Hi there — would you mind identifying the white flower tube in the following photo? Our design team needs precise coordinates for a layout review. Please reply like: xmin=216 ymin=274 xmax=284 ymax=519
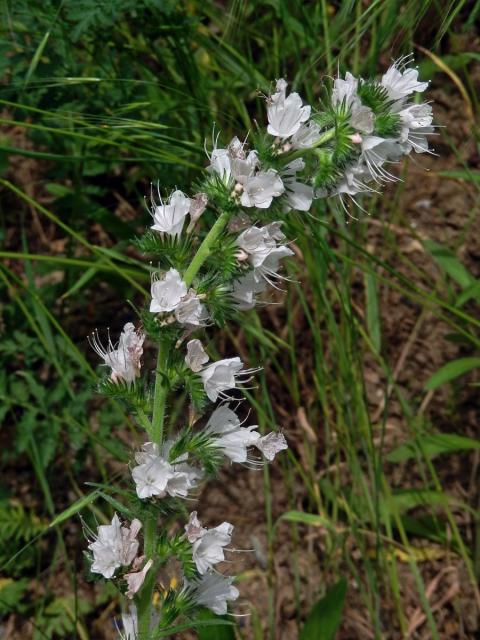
xmin=205 ymin=404 xmax=260 ymax=463
xmin=88 ymin=514 xmax=141 ymax=579
xmin=150 ymin=268 xmax=188 ymax=313
xmin=267 ymin=78 xmax=311 ymax=138
xmin=188 ymin=571 xmax=239 ymax=615
xmin=150 ymin=189 xmax=191 ymax=237
xmin=90 ymin=323 xmax=145 ymax=385
xmin=185 ymin=511 xmax=233 ymax=574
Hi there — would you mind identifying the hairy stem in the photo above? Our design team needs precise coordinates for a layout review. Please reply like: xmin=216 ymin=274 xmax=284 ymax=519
xmin=279 ymin=127 xmax=337 ymax=166
xmin=183 ymin=210 xmax=230 ymax=287
xmin=151 ymin=341 xmax=168 ymax=445
xmin=137 ymin=210 xmax=232 ymax=634
xmin=137 ymin=515 xmax=157 ymax=638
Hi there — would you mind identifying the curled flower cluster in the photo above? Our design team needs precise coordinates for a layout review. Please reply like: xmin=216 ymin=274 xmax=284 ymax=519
xmin=322 ymin=55 xmax=434 ymax=206
xmin=84 ymin=58 xmax=433 ymax=637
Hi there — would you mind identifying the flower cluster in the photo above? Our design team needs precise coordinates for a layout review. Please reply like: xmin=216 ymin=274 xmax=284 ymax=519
xmin=150 ymin=268 xmax=209 ymax=327
xmin=322 ymin=55 xmax=433 ymax=205
xmin=84 ymin=58 xmax=433 ymax=638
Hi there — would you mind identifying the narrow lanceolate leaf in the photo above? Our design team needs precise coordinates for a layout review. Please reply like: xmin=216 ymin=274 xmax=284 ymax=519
xmin=196 ymin=610 xmax=236 ymax=639
xmin=455 ymin=280 xmax=480 ymax=307
xmin=387 ymin=433 xmax=480 ymax=463
xmin=279 ymin=511 xmax=336 ymax=533
xmin=49 ymin=491 xmax=101 ymax=528
xmin=424 ymin=357 xmax=480 ymax=390
xmin=424 ymin=240 xmax=474 ymax=289
xmin=387 ymin=489 xmax=470 ymax=515
xmin=437 ymin=169 xmax=480 ymax=185
xmin=365 ymin=273 xmax=381 ymax=352
xmin=299 ymin=578 xmax=347 ymax=640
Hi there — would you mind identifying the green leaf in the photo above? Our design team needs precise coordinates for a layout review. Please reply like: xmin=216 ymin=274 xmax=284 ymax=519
xmin=60 ymin=266 xmax=98 ymax=300
xmin=154 ymin=618 xmax=236 ymax=638
xmin=455 ymin=280 xmax=480 ymax=307
xmin=424 ymin=240 xmax=474 ymax=289
xmin=387 ymin=433 xmax=480 ymax=463
xmin=388 ymin=489 xmax=448 ymax=513
xmin=196 ymin=609 xmax=236 ymax=640
xmin=49 ymin=491 xmax=101 ymax=528
xmin=24 ymin=29 xmax=51 ymax=87
xmin=0 ymin=578 xmax=29 ymax=615
xmin=300 ymin=578 xmax=347 ymax=640
xmin=278 ymin=511 xmax=336 ymax=533
xmin=437 ymin=169 xmax=480 ymax=185
xmin=365 ymin=273 xmax=381 ymax=352
xmin=424 ymin=357 xmax=480 ymax=390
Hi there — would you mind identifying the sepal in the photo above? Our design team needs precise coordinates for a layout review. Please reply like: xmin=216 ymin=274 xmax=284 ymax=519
xmin=133 ymin=231 xmax=193 ymax=271
xmin=168 ymin=428 xmax=223 ymax=475
xmin=96 ymin=377 xmax=151 ymax=413
xmin=182 ymin=370 xmax=209 ymax=412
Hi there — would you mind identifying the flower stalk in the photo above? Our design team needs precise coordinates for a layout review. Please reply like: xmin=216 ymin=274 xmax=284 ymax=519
xmin=82 ymin=58 xmax=435 ymax=637
xmin=183 ymin=210 xmax=231 ymax=287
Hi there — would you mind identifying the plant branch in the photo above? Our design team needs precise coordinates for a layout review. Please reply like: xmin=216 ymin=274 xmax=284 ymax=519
xmin=183 ymin=210 xmax=230 ymax=287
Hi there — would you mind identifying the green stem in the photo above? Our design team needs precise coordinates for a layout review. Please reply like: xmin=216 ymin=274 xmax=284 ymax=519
xmin=151 ymin=342 xmax=168 ymax=445
xmin=279 ymin=127 xmax=336 ymax=166
xmin=137 ymin=342 xmax=169 ymax=636
xmin=183 ymin=210 xmax=230 ymax=287
xmin=137 ymin=210 xmax=231 ymax=636
xmin=137 ymin=515 xmax=157 ymax=639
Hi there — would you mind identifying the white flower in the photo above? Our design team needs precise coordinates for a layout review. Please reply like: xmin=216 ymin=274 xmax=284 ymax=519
xmin=119 ymin=605 xmax=138 ymax=640
xmin=291 ymin=121 xmax=322 ymax=149
xmin=207 ymin=135 xmax=283 ymax=209
xmin=88 ymin=514 xmax=141 ymax=579
xmin=236 ymin=222 xmax=285 ymax=267
xmin=254 ymin=245 xmax=294 ymax=286
xmin=209 ymin=146 xmax=233 ymax=181
xmin=200 ymin=357 xmax=258 ymax=402
xmin=255 ymin=432 xmax=288 ymax=461
xmin=165 ymin=462 xmax=201 ymax=498
xmin=332 ymin=72 xmax=359 ymax=109
xmin=235 ymin=223 xmax=293 ymax=289
xmin=231 ymin=271 xmax=267 ymax=310
xmin=150 ymin=189 xmax=191 ymax=237
xmin=185 ymin=510 xmax=205 ymax=543
xmin=350 ymin=104 xmax=374 ymax=134
xmin=239 ymin=169 xmax=284 ymax=209
xmin=228 ymin=137 xmax=259 ymax=181
xmin=185 ymin=512 xmax=233 ymax=575
xmin=189 ymin=192 xmax=208 ymax=220
xmin=267 ymin=78 xmax=311 ymax=138
xmin=188 ymin=193 xmax=208 ymax=230
xmin=185 ymin=339 xmax=210 ymax=372
xmin=175 ymin=293 xmax=209 ymax=327
xmin=188 ymin=571 xmax=239 ymax=615
xmin=207 ymin=136 xmax=258 ymax=184
xmin=125 ymin=558 xmax=153 ymax=599
xmin=358 ymin=135 xmax=395 ymax=183
xmin=131 ymin=442 xmax=200 ymax=500
xmin=150 ymin=268 xmax=187 ymax=313
xmin=332 ymin=161 xmax=376 ymax=197
xmin=132 ymin=455 xmax=174 ymax=499
xmin=381 ymin=58 xmax=429 ymax=101
xmin=90 ymin=323 xmax=145 ymax=385
xmin=332 ymin=72 xmax=375 ymax=135
xmin=397 ymin=103 xmax=434 ymax=154
xmin=206 ymin=404 xmax=260 ymax=463
xmin=118 ymin=604 xmax=158 ymax=640
xmin=281 ymin=159 xmax=314 ymax=212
